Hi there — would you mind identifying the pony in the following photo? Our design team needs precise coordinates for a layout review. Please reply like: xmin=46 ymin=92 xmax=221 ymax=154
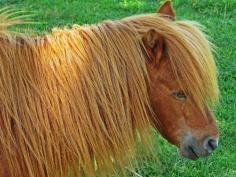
xmin=0 ymin=1 xmax=219 ymax=177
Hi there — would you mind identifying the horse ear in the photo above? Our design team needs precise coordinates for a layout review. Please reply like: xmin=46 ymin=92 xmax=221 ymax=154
xmin=157 ymin=0 xmax=175 ymax=20
xmin=142 ymin=29 xmax=164 ymax=66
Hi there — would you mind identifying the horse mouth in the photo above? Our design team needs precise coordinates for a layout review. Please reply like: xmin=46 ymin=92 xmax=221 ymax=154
xmin=179 ymin=146 xmax=199 ymax=160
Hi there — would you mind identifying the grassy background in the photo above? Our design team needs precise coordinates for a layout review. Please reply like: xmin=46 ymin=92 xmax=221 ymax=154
xmin=1 ymin=0 xmax=235 ymax=176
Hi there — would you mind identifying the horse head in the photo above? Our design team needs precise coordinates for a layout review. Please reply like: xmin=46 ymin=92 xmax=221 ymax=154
xmin=143 ymin=1 xmax=219 ymax=160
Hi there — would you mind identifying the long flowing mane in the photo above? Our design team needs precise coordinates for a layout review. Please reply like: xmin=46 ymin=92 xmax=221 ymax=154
xmin=0 ymin=9 xmax=218 ymax=177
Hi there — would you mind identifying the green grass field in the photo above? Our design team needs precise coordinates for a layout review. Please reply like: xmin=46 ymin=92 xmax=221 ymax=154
xmin=1 ymin=0 xmax=235 ymax=176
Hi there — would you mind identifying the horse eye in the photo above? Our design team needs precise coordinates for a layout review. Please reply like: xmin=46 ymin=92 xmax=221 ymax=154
xmin=172 ymin=90 xmax=187 ymax=101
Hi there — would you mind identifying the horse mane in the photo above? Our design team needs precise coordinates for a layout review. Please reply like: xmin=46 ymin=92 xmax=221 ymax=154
xmin=0 ymin=8 xmax=218 ymax=177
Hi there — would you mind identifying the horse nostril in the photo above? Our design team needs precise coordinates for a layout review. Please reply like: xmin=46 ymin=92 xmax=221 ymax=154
xmin=204 ymin=137 xmax=218 ymax=153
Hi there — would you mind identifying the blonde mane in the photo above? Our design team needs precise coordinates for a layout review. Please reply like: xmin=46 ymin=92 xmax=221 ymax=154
xmin=0 ymin=9 xmax=218 ymax=177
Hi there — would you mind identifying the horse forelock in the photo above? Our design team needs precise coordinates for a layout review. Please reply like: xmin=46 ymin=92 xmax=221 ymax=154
xmin=123 ymin=14 xmax=219 ymax=110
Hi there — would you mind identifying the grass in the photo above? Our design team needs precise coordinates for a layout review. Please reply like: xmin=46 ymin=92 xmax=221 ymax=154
xmin=1 ymin=0 xmax=235 ymax=176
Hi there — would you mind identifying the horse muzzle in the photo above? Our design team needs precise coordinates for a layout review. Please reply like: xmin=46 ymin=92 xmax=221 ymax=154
xmin=179 ymin=134 xmax=219 ymax=160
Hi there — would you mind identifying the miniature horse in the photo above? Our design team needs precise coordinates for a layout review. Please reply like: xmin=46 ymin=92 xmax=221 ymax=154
xmin=0 ymin=1 xmax=219 ymax=177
